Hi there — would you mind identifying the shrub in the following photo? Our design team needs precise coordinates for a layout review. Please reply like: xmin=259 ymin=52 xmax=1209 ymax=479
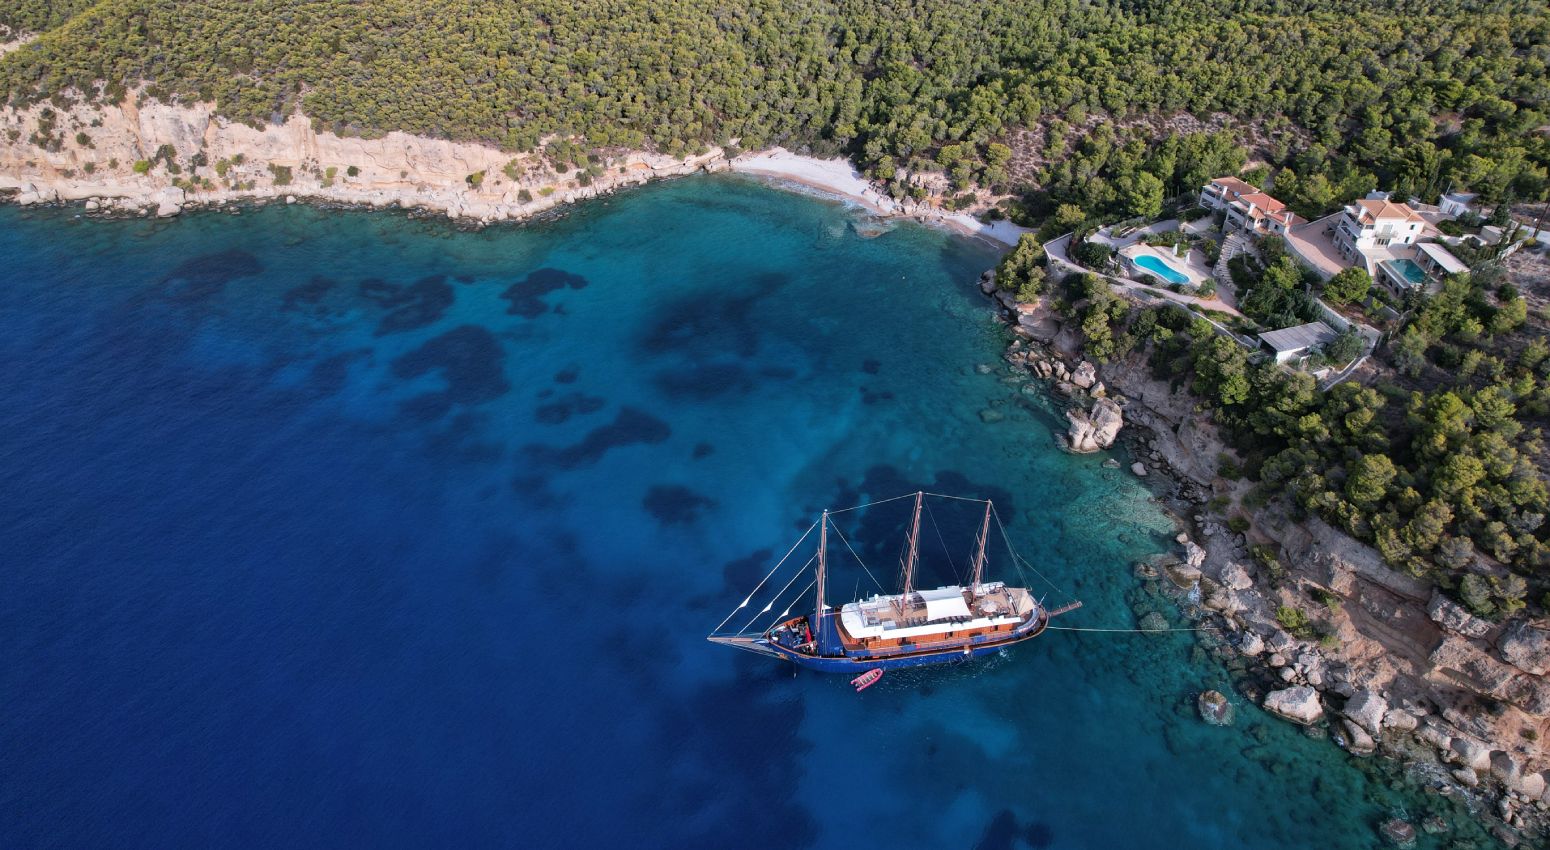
xmin=518 ymin=189 xmax=533 ymax=203
xmin=1227 ymin=515 xmax=1250 ymax=534
xmin=74 ymin=131 xmax=91 ymax=147
xmin=1070 ymin=239 xmax=1113 ymax=268
xmin=132 ymin=159 xmax=151 ymax=174
xmin=268 ymin=164 xmax=293 ymax=186
xmin=346 ymin=165 xmax=360 ymax=177
xmin=1276 ymin=605 xmax=1315 ymax=639
xmin=465 ymin=170 xmax=485 ymax=188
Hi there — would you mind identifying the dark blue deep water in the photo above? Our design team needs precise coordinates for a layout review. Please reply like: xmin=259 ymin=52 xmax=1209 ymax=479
xmin=2 ymin=177 xmax=1493 ymax=849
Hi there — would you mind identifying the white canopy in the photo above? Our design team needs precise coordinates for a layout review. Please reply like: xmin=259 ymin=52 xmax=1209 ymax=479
xmin=917 ymin=587 xmax=972 ymax=621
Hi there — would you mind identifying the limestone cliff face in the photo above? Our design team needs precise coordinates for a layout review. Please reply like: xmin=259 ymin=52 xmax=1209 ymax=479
xmin=0 ymin=97 xmax=728 ymax=220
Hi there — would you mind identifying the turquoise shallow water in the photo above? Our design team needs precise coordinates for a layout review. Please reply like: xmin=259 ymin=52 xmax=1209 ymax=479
xmin=0 ymin=176 xmax=1496 ymax=848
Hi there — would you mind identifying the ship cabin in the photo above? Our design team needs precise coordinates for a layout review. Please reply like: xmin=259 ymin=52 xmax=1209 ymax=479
xmin=837 ymin=583 xmax=1034 ymax=652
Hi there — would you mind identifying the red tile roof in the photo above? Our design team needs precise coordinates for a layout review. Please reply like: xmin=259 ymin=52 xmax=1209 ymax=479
xmin=1352 ymin=198 xmax=1423 ymax=224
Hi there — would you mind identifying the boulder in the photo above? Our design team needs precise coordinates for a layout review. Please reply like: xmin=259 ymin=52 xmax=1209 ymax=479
xmin=153 ymin=187 xmax=185 ymax=218
xmin=1237 ymin=631 xmax=1264 ymax=656
xmin=1449 ymin=735 xmax=1493 ymax=772
xmin=1218 ymin=561 xmax=1253 ymax=591
xmin=1070 ymin=360 xmax=1097 ymax=389
xmin=1343 ymin=690 xmax=1388 ymax=735
xmin=1382 ymin=710 xmax=1419 ymax=732
xmin=1165 ymin=563 xmax=1202 ymax=588
xmin=1197 ymin=690 xmax=1234 ymax=726
xmin=1428 ymin=589 xmax=1493 ymax=639
xmin=1089 ymin=398 xmax=1123 ymax=447
xmin=1263 ymin=686 xmax=1323 ymax=725
xmin=84 ymin=199 xmax=100 ymax=211
xmin=1503 ymin=674 xmax=1550 ymax=715
xmin=1130 ymin=461 xmax=1148 ymax=477
xmin=1341 ymin=718 xmax=1375 ymax=755
xmin=1452 ymin=767 xmax=1479 ymax=787
xmin=1183 ymin=541 xmax=1206 ymax=569
xmin=1378 ymin=819 xmax=1417 ymax=848
xmin=1497 ymin=620 xmax=1550 ymax=675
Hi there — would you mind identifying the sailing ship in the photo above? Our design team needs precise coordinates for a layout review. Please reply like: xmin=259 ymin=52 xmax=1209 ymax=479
xmin=709 ymin=492 xmax=1079 ymax=672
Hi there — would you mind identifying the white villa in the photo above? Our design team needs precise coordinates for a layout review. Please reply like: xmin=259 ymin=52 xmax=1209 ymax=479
xmin=1333 ymin=198 xmax=1425 ymax=262
xmin=1200 ymin=177 xmax=1300 ymax=237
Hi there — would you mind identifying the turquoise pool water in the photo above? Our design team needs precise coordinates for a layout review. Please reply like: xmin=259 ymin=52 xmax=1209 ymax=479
xmin=1133 ymin=253 xmax=1191 ymax=284
xmin=1384 ymin=258 xmax=1427 ymax=288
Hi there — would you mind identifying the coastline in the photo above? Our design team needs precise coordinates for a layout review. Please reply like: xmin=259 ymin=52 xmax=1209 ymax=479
xmin=0 ymin=98 xmax=1026 ymax=246
xmin=978 ymin=273 xmax=1550 ymax=846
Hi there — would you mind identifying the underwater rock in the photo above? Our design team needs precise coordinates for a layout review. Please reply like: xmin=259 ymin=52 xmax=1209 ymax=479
xmin=1420 ymin=815 xmax=1449 ymax=835
xmin=1102 ymin=458 xmax=1121 ymax=469
xmin=1138 ymin=612 xmax=1169 ymax=631
xmin=1198 ymin=690 xmax=1234 ymax=726
xmin=1263 ymin=686 xmax=1323 ymax=725
xmin=979 ymin=408 xmax=1005 ymax=423
xmin=1378 ymin=818 xmax=1416 ymax=848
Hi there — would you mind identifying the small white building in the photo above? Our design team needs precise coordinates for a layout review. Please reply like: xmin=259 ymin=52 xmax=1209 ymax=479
xmin=1439 ymin=192 xmax=1478 ymax=217
xmin=1258 ymin=321 xmax=1339 ymax=364
xmin=1199 ymin=176 xmax=1300 ymax=237
xmin=1333 ymin=198 xmax=1425 ymax=262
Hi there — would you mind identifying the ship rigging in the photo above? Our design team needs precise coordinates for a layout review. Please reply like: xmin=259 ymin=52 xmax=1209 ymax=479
xmin=708 ymin=491 xmax=1081 ymax=672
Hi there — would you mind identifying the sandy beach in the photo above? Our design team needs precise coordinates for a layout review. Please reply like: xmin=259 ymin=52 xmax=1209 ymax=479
xmin=730 ymin=148 xmax=1028 ymax=247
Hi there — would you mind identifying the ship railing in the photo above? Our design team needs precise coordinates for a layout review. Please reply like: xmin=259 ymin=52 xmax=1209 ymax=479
xmin=843 ymin=613 xmax=1045 ymax=658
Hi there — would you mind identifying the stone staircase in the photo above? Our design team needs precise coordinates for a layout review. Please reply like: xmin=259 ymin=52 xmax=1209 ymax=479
xmin=1214 ymin=232 xmax=1251 ymax=284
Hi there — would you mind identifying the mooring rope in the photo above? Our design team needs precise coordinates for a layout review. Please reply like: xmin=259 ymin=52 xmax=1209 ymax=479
xmin=1047 ymin=625 xmax=1224 ymax=633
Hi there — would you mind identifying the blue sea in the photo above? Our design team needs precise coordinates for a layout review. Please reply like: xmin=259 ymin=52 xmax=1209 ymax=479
xmin=1 ymin=176 xmax=1494 ymax=848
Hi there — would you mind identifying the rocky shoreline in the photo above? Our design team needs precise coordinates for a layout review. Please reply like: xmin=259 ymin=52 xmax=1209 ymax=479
xmin=978 ymin=269 xmax=1550 ymax=846
xmin=0 ymin=97 xmax=1026 ymax=246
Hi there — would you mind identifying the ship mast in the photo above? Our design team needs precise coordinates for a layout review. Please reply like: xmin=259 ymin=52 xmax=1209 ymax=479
xmin=970 ymin=500 xmax=992 ymax=590
xmin=815 ymin=509 xmax=828 ymax=628
xmin=899 ymin=491 xmax=924 ymax=602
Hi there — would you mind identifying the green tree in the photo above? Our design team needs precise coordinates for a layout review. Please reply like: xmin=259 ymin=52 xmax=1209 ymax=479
xmin=1345 ymin=453 xmax=1397 ymax=508
xmin=1323 ymin=267 xmax=1371 ymax=306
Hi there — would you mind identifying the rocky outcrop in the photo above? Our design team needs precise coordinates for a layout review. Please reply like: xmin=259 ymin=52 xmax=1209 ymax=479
xmin=1070 ymin=360 xmax=1097 ymax=389
xmin=1065 ymin=396 xmax=1123 ymax=453
xmin=1263 ymin=686 xmax=1323 ymax=725
xmin=1428 ymin=589 xmax=1493 ymax=639
xmin=1343 ymin=690 xmax=1388 ymax=735
xmin=1498 ymin=620 xmax=1550 ymax=675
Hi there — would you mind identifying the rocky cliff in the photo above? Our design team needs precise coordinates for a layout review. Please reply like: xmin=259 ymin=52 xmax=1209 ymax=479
xmin=0 ymin=97 xmax=730 ymax=221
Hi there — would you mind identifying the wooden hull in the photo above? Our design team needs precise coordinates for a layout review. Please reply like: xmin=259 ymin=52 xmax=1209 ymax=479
xmin=754 ymin=609 xmax=1048 ymax=672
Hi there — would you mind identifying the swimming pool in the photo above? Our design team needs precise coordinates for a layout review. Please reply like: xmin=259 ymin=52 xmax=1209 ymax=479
xmin=1382 ymin=258 xmax=1427 ymax=289
xmin=1132 ymin=253 xmax=1190 ymax=285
